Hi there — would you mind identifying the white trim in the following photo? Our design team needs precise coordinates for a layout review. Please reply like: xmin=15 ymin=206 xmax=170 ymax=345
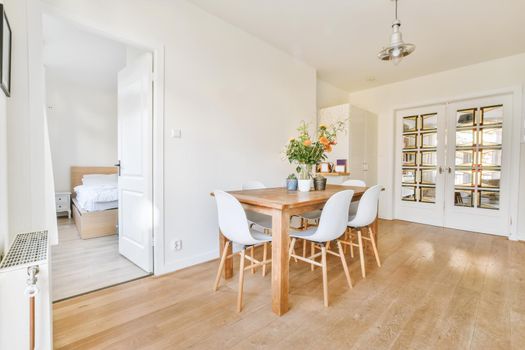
xmin=41 ymin=7 xmax=167 ymax=273
xmin=391 ymin=85 xmax=523 ymax=239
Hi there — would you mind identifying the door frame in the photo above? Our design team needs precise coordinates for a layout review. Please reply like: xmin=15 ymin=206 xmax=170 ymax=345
xmin=392 ymin=86 xmax=522 ymax=239
xmin=43 ymin=6 xmax=167 ymax=273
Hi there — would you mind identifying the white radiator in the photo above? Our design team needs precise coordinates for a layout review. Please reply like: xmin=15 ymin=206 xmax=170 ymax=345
xmin=0 ymin=231 xmax=52 ymax=350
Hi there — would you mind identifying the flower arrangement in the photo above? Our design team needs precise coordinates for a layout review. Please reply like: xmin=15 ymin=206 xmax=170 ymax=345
xmin=285 ymin=121 xmax=345 ymax=180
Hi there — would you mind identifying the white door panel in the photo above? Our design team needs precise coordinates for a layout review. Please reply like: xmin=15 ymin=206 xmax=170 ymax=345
xmin=118 ymin=52 xmax=153 ymax=272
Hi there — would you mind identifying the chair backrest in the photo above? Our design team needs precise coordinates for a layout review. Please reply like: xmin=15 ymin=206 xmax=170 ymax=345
xmin=342 ymin=179 xmax=366 ymax=187
xmin=309 ymin=190 xmax=354 ymax=242
xmin=349 ymin=185 xmax=382 ymax=227
xmin=213 ymin=190 xmax=260 ymax=246
xmin=242 ymin=181 xmax=266 ymax=190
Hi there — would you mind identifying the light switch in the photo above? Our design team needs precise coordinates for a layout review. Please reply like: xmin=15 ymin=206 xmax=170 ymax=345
xmin=170 ymin=129 xmax=182 ymax=138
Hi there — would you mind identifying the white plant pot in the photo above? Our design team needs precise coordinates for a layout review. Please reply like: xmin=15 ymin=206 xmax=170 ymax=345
xmin=298 ymin=179 xmax=311 ymax=192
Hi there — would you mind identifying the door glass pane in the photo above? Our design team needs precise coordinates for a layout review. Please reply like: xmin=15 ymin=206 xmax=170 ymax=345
xmin=421 ymin=169 xmax=436 ymax=185
xmin=402 ymin=152 xmax=417 ymax=166
xmin=421 ymin=151 xmax=437 ymax=166
xmin=454 ymin=190 xmax=474 ymax=207
xmin=455 ymin=150 xmax=474 ymax=167
xmin=481 ymin=105 xmax=503 ymax=125
xmin=457 ymin=109 xmax=475 ymax=127
xmin=403 ymin=134 xmax=417 ymax=149
xmin=422 ymin=114 xmax=437 ymax=130
xmin=481 ymin=127 xmax=502 ymax=146
xmin=420 ymin=187 xmax=436 ymax=203
xmin=455 ymin=170 xmax=474 ymax=187
xmin=479 ymin=191 xmax=499 ymax=209
xmin=402 ymin=169 xmax=416 ymax=184
xmin=480 ymin=149 xmax=502 ymax=167
xmin=456 ymin=130 xmax=475 ymax=147
xmin=403 ymin=116 xmax=417 ymax=132
xmin=402 ymin=186 xmax=416 ymax=201
xmin=480 ymin=170 xmax=500 ymax=188
xmin=421 ymin=132 xmax=437 ymax=148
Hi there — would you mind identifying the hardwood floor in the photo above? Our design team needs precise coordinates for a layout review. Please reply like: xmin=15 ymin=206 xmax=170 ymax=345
xmin=53 ymin=220 xmax=525 ymax=349
xmin=52 ymin=218 xmax=149 ymax=301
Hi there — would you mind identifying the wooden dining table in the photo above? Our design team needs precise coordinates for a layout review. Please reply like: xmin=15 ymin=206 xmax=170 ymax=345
xmin=214 ymin=184 xmax=376 ymax=316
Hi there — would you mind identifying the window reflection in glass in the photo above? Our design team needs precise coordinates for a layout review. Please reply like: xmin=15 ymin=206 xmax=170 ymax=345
xmin=403 ymin=134 xmax=417 ymax=149
xmin=403 ymin=116 xmax=417 ymax=132
xmin=480 ymin=170 xmax=500 ymax=188
xmin=420 ymin=187 xmax=435 ymax=203
xmin=421 ymin=151 xmax=437 ymax=166
xmin=481 ymin=128 xmax=502 ymax=147
xmin=454 ymin=190 xmax=474 ymax=207
xmin=456 ymin=109 xmax=475 ymax=127
xmin=481 ymin=105 xmax=503 ymax=125
xmin=402 ymin=169 xmax=416 ymax=184
xmin=422 ymin=114 xmax=437 ymax=130
xmin=455 ymin=170 xmax=474 ymax=187
xmin=456 ymin=130 xmax=474 ymax=147
xmin=421 ymin=132 xmax=437 ymax=148
xmin=402 ymin=152 xmax=417 ymax=166
xmin=421 ymin=169 xmax=436 ymax=185
xmin=479 ymin=191 xmax=499 ymax=209
xmin=455 ymin=150 xmax=474 ymax=167
xmin=480 ymin=149 xmax=501 ymax=167
xmin=401 ymin=186 xmax=416 ymax=201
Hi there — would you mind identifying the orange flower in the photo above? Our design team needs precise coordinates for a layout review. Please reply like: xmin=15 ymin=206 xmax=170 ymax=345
xmin=303 ymin=139 xmax=312 ymax=146
xmin=319 ymin=136 xmax=330 ymax=146
xmin=324 ymin=144 xmax=333 ymax=153
xmin=331 ymin=140 xmax=337 ymax=145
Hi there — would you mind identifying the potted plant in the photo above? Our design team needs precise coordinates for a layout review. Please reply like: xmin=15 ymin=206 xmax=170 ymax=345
xmin=286 ymin=173 xmax=298 ymax=191
xmin=313 ymin=174 xmax=327 ymax=191
xmin=284 ymin=121 xmax=344 ymax=192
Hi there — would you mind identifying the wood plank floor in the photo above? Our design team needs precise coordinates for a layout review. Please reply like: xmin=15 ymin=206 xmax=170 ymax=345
xmin=52 ymin=218 xmax=149 ymax=301
xmin=53 ymin=220 xmax=525 ymax=349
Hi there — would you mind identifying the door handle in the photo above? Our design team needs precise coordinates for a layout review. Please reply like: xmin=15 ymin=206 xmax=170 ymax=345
xmin=438 ymin=166 xmax=443 ymax=174
xmin=447 ymin=167 xmax=452 ymax=174
xmin=114 ymin=160 xmax=121 ymax=176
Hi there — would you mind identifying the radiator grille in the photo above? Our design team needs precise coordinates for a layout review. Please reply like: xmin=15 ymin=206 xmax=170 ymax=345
xmin=0 ymin=231 xmax=48 ymax=269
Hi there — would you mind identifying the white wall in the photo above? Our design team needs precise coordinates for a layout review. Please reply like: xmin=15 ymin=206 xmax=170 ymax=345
xmin=0 ymin=78 xmax=7 ymax=255
xmin=349 ymin=53 xmax=525 ymax=239
xmin=4 ymin=0 xmax=57 ymax=245
xmin=43 ymin=0 xmax=317 ymax=274
xmin=44 ymin=15 xmax=127 ymax=191
xmin=317 ymin=79 xmax=349 ymax=109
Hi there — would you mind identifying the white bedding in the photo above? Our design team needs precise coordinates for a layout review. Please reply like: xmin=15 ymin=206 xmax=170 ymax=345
xmin=74 ymin=184 xmax=118 ymax=212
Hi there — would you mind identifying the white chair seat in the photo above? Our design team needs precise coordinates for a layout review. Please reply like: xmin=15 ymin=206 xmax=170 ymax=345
xmin=250 ymin=229 xmax=273 ymax=243
xmin=290 ymin=227 xmax=317 ymax=239
xmin=246 ymin=211 xmax=272 ymax=232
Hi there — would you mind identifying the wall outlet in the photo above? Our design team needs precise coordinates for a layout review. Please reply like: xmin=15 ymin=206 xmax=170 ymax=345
xmin=173 ymin=240 xmax=183 ymax=251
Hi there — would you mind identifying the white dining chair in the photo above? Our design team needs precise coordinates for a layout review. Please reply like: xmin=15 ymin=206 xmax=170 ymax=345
xmin=288 ymin=190 xmax=354 ymax=307
xmin=342 ymin=179 xmax=366 ymax=220
xmin=213 ymin=190 xmax=272 ymax=312
xmin=339 ymin=185 xmax=382 ymax=279
xmin=242 ymin=181 xmax=273 ymax=273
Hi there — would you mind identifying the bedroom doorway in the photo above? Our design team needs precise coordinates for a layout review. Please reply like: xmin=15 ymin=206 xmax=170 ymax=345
xmin=44 ymin=14 xmax=154 ymax=301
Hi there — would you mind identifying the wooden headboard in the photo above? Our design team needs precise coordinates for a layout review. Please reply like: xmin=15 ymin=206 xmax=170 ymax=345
xmin=71 ymin=166 xmax=118 ymax=192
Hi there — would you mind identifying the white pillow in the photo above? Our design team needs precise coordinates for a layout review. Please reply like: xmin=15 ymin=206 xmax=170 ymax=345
xmin=82 ymin=174 xmax=118 ymax=186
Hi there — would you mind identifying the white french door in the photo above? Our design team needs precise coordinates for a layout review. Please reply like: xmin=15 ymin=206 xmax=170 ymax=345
xmin=395 ymin=94 xmax=513 ymax=236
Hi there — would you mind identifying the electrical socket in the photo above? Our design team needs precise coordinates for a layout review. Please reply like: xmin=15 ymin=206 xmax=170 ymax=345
xmin=173 ymin=240 xmax=183 ymax=251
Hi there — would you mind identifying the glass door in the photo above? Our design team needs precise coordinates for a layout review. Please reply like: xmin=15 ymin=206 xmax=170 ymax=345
xmin=395 ymin=105 xmax=446 ymax=227
xmin=444 ymin=95 xmax=512 ymax=235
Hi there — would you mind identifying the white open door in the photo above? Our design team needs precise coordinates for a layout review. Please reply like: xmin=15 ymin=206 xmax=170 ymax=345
xmin=117 ymin=53 xmax=154 ymax=272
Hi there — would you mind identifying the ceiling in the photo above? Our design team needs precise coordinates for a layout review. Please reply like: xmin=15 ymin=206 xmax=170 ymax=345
xmin=189 ymin=0 xmax=525 ymax=92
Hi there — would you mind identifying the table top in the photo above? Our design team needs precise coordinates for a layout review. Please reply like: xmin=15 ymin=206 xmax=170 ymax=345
xmin=224 ymin=184 xmax=367 ymax=210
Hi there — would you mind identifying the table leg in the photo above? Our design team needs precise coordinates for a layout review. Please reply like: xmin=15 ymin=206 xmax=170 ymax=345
xmin=271 ymin=209 xmax=290 ymax=316
xmin=219 ymin=230 xmax=233 ymax=279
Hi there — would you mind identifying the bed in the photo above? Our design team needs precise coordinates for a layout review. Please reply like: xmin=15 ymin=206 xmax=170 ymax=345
xmin=71 ymin=166 xmax=119 ymax=239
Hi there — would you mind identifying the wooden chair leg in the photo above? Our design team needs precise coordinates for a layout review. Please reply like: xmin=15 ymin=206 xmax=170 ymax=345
xmin=357 ymin=229 xmax=366 ymax=278
xmin=368 ymin=226 xmax=381 ymax=267
xmin=288 ymin=238 xmax=297 ymax=263
xmin=237 ymin=249 xmax=246 ymax=312
xmin=311 ymin=242 xmax=316 ymax=271
xmin=337 ymin=241 xmax=352 ymax=289
xmin=213 ymin=240 xmax=230 ymax=291
xmin=343 ymin=229 xmax=348 ymax=254
xmin=321 ymin=246 xmax=329 ymax=307
xmin=350 ymin=230 xmax=354 ymax=258
xmin=251 ymin=246 xmax=256 ymax=274
xmin=302 ymin=239 xmax=307 ymax=257
xmin=262 ymin=243 xmax=268 ymax=277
